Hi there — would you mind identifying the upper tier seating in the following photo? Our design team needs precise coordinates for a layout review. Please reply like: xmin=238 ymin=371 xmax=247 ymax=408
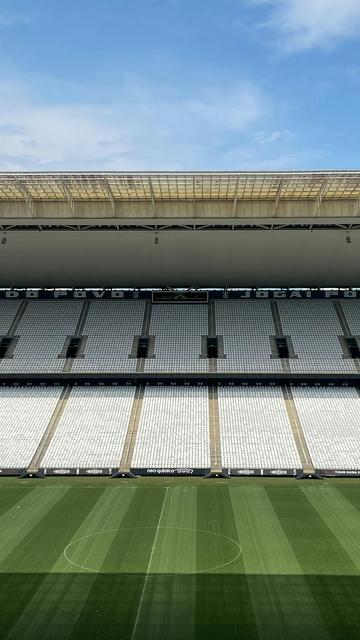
xmin=0 ymin=301 xmax=82 ymax=373
xmin=0 ymin=298 xmax=359 ymax=375
xmin=144 ymin=304 xmax=208 ymax=373
xmin=0 ymin=300 xmax=22 ymax=334
xmin=72 ymin=301 xmax=146 ymax=372
xmin=215 ymin=300 xmax=282 ymax=373
xmin=341 ymin=300 xmax=360 ymax=336
xmin=277 ymin=300 xmax=357 ymax=373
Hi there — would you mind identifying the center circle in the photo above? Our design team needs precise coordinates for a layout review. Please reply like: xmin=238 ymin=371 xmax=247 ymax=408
xmin=64 ymin=526 xmax=241 ymax=575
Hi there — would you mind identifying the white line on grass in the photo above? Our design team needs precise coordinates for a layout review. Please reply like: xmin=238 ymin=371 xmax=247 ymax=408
xmin=63 ymin=526 xmax=241 ymax=575
xmin=130 ymin=486 xmax=169 ymax=640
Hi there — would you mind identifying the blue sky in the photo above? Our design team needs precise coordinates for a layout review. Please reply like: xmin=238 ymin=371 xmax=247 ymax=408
xmin=0 ymin=0 xmax=359 ymax=170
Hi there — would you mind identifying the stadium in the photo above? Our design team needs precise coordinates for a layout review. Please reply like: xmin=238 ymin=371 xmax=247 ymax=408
xmin=0 ymin=170 xmax=360 ymax=639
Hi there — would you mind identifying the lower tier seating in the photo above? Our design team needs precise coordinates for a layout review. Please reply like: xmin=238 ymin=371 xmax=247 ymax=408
xmin=218 ymin=386 xmax=301 ymax=469
xmin=132 ymin=386 xmax=210 ymax=468
xmin=292 ymin=386 xmax=360 ymax=470
xmin=0 ymin=384 xmax=358 ymax=472
xmin=0 ymin=386 xmax=63 ymax=468
xmin=41 ymin=386 xmax=136 ymax=468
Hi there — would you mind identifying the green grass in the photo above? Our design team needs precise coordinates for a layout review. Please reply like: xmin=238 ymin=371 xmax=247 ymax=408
xmin=0 ymin=478 xmax=360 ymax=639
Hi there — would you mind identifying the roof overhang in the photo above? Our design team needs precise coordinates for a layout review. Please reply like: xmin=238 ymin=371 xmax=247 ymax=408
xmin=0 ymin=171 xmax=359 ymax=288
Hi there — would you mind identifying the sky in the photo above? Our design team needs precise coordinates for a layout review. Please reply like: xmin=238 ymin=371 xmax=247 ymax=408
xmin=0 ymin=0 xmax=359 ymax=171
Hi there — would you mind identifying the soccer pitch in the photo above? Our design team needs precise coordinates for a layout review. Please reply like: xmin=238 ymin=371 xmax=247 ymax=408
xmin=0 ymin=478 xmax=359 ymax=639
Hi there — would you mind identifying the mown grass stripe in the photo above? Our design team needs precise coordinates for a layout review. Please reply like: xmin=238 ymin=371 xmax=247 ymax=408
xmin=0 ymin=486 xmax=68 ymax=566
xmin=0 ymin=485 xmax=33 ymax=518
xmin=267 ymin=485 xmax=360 ymax=640
xmin=58 ymin=486 xmax=137 ymax=573
xmin=230 ymin=485 xmax=331 ymax=640
xmin=1 ymin=487 xmax=105 ymax=572
xmin=69 ymin=486 xmax=168 ymax=640
xmin=195 ymin=485 xmax=258 ymax=640
xmin=0 ymin=486 xmax=72 ymax=639
xmin=301 ymin=485 xmax=360 ymax=571
xmin=149 ymin=485 xmax=198 ymax=574
xmin=267 ymin=486 xmax=358 ymax=575
xmin=130 ymin=487 xmax=169 ymax=640
xmin=134 ymin=486 xmax=198 ymax=640
xmin=13 ymin=487 xmax=137 ymax=640
xmin=336 ymin=484 xmax=360 ymax=513
xmin=230 ymin=485 xmax=302 ymax=574
xmin=1 ymin=486 xmax=106 ymax=640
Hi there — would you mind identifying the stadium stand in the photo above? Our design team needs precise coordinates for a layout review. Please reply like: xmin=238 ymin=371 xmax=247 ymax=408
xmin=72 ymin=300 xmax=146 ymax=373
xmin=277 ymin=300 xmax=357 ymax=373
xmin=0 ymin=301 xmax=82 ymax=373
xmin=218 ymin=385 xmax=302 ymax=469
xmin=340 ymin=300 xmax=360 ymax=335
xmin=144 ymin=304 xmax=208 ymax=373
xmin=0 ymin=386 xmax=63 ymax=469
xmin=0 ymin=380 xmax=359 ymax=475
xmin=292 ymin=386 xmax=360 ymax=470
xmin=215 ymin=300 xmax=283 ymax=373
xmin=0 ymin=298 xmax=359 ymax=375
xmin=0 ymin=171 xmax=359 ymax=479
xmin=0 ymin=300 xmax=22 ymax=334
xmin=41 ymin=386 xmax=135 ymax=468
xmin=132 ymin=386 xmax=210 ymax=469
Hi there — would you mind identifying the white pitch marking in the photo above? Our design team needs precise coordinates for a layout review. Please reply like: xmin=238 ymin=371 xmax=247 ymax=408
xmin=130 ymin=486 xmax=169 ymax=640
xmin=63 ymin=526 xmax=242 ymax=576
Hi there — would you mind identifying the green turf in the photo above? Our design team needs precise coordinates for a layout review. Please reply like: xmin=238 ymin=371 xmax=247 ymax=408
xmin=0 ymin=478 xmax=359 ymax=640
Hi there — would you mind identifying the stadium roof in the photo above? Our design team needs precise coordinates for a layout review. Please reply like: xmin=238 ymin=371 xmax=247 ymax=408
xmin=1 ymin=170 xmax=360 ymax=203
xmin=0 ymin=170 xmax=359 ymax=288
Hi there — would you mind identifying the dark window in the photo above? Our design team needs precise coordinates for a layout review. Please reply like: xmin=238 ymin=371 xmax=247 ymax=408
xmin=345 ymin=337 xmax=360 ymax=359
xmin=137 ymin=337 xmax=149 ymax=358
xmin=0 ymin=337 xmax=12 ymax=358
xmin=276 ymin=337 xmax=289 ymax=359
xmin=66 ymin=337 xmax=81 ymax=359
xmin=207 ymin=337 xmax=218 ymax=358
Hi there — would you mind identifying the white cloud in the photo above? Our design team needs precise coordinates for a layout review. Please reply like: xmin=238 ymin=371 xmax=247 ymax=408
xmin=251 ymin=0 xmax=360 ymax=52
xmin=253 ymin=129 xmax=290 ymax=144
xmin=0 ymin=77 xmax=266 ymax=170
